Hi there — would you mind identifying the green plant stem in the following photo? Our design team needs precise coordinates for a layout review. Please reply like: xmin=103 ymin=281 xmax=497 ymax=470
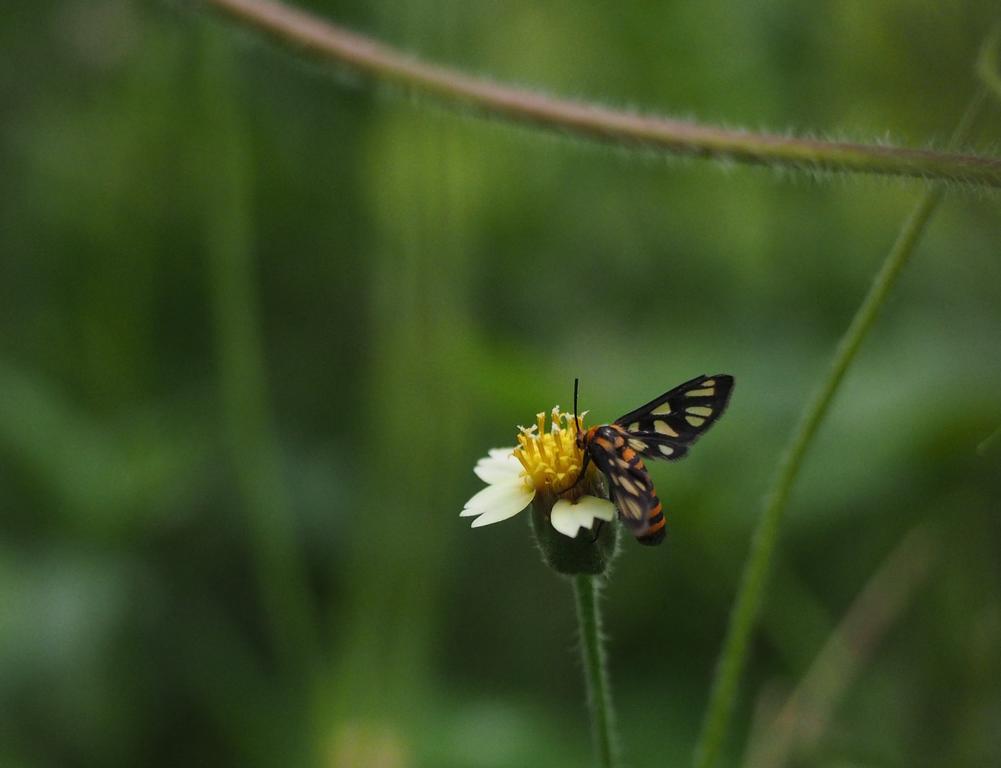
xmin=200 ymin=29 xmax=319 ymax=685
xmin=743 ymin=522 xmax=937 ymax=768
xmin=692 ymin=86 xmax=989 ymax=768
xmin=573 ymin=575 xmax=618 ymax=768
xmin=202 ymin=0 xmax=1001 ymax=188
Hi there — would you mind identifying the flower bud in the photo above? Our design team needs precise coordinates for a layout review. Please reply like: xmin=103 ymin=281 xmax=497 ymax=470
xmin=529 ymin=469 xmax=619 ymax=575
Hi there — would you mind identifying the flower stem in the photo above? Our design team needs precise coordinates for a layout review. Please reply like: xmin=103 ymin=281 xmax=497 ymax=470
xmin=202 ymin=0 xmax=1001 ymax=189
xmin=691 ymin=85 xmax=989 ymax=768
xmin=573 ymin=575 xmax=618 ymax=768
xmin=692 ymin=84 xmax=988 ymax=768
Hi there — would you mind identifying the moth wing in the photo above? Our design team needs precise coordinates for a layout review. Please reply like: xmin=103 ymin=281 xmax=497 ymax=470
xmin=614 ymin=374 xmax=734 ymax=461
xmin=587 ymin=435 xmax=658 ymax=537
xmin=617 ymin=432 xmax=691 ymax=462
xmin=610 ymin=481 xmax=659 ymax=538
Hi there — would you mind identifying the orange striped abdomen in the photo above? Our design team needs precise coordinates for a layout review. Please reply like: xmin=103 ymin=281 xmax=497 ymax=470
xmin=638 ymin=494 xmax=666 ymax=545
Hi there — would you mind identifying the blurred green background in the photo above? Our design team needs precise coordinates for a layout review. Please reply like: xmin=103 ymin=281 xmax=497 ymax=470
xmin=2 ymin=1 xmax=1001 ymax=766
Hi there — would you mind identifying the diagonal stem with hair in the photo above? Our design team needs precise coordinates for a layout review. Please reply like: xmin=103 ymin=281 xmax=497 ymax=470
xmin=574 ymin=575 xmax=619 ymax=768
xmin=201 ymin=0 xmax=1001 ymax=188
xmin=691 ymin=81 xmax=991 ymax=768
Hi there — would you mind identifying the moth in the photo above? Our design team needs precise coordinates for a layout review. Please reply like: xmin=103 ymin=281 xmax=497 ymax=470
xmin=574 ymin=374 xmax=734 ymax=545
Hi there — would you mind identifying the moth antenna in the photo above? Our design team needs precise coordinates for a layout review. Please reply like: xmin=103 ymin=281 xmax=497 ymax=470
xmin=573 ymin=377 xmax=581 ymax=433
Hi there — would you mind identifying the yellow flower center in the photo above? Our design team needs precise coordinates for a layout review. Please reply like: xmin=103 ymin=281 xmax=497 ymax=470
xmin=513 ymin=407 xmax=586 ymax=494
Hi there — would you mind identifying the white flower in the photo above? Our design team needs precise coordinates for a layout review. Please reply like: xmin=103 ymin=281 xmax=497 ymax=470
xmin=460 ymin=448 xmax=534 ymax=528
xmin=460 ymin=408 xmax=616 ymax=538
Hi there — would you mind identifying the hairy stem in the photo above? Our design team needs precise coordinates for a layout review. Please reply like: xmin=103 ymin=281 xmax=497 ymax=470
xmin=202 ymin=0 xmax=1001 ymax=188
xmin=691 ymin=85 xmax=989 ymax=768
xmin=573 ymin=575 xmax=618 ymax=768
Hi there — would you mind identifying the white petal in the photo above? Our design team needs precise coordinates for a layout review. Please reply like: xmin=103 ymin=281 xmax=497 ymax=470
xmin=474 ymin=453 xmax=522 ymax=484
xmin=550 ymin=500 xmax=583 ymax=537
xmin=550 ymin=496 xmax=617 ymax=538
xmin=488 ymin=447 xmax=516 ymax=461
xmin=469 ymin=484 xmax=535 ymax=527
xmin=461 ymin=477 xmax=526 ymax=516
xmin=574 ymin=495 xmax=616 ymax=523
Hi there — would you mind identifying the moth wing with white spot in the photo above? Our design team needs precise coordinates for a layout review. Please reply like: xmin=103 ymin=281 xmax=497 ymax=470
xmin=610 ymin=480 xmax=658 ymax=535
xmin=586 ymin=431 xmax=658 ymax=536
xmin=614 ymin=374 xmax=734 ymax=462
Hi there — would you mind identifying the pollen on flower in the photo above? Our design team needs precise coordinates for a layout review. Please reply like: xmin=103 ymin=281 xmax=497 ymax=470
xmin=513 ymin=406 xmax=585 ymax=494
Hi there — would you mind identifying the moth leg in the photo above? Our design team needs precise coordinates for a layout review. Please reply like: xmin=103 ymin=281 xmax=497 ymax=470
xmin=589 ymin=519 xmax=605 ymax=543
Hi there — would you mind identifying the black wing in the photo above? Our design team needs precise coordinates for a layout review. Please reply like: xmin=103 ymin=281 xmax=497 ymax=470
xmin=614 ymin=374 xmax=734 ymax=462
xmin=586 ymin=428 xmax=660 ymax=538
